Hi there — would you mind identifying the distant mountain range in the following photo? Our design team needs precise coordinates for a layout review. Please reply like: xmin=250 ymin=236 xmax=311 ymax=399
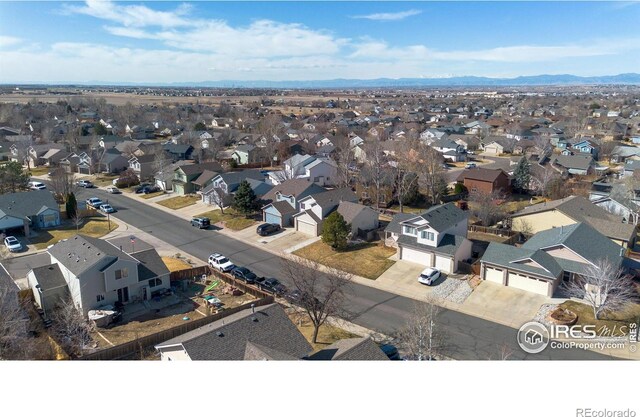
xmin=8 ymin=73 xmax=640 ymax=88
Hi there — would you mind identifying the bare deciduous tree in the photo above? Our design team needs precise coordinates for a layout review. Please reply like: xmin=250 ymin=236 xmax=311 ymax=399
xmin=280 ymin=257 xmax=352 ymax=344
xmin=416 ymin=145 xmax=447 ymax=205
xmin=208 ymin=188 xmax=227 ymax=215
xmin=470 ymin=190 xmax=508 ymax=226
xmin=531 ymin=167 xmax=558 ymax=197
xmin=50 ymin=297 xmax=95 ymax=357
xmin=332 ymin=139 xmax=354 ymax=189
xmin=563 ymin=258 xmax=637 ymax=320
xmin=0 ymin=285 xmax=31 ymax=360
xmin=49 ymin=167 xmax=77 ymax=201
xmin=363 ymin=137 xmax=386 ymax=208
xmin=397 ymin=298 xmax=444 ymax=361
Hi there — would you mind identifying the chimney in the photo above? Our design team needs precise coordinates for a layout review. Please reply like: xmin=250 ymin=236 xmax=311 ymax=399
xmin=620 ymin=247 xmax=625 ymax=257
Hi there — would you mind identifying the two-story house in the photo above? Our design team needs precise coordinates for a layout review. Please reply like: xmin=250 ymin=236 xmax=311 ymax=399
xmin=128 ymin=154 xmax=156 ymax=181
xmin=261 ymin=179 xmax=326 ymax=227
xmin=293 ymin=188 xmax=358 ymax=236
xmin=430 ymin=138 xmax=467 ymax=162
xmin=232 ymin=144 xmax=264 ymax=165
xmin=172 ymin=161 xmax=222 ymax=195
xmin=32 ymin=235 xmax=171 ymax=316
xmin=201 ymin=169 xmax=272 ymax=206
xmin=570 ymin=139 xmax=600 ymax=160
xmin=163 ymin=143 xmax=194 ymax=162
xmin=269 ymin=154 xmax=338 ymax=187
xmin=389 ymin=203 xmax=472 ymax=274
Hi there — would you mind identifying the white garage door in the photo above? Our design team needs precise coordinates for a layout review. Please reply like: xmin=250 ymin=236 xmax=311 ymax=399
xmin=296 ymin=219 xmax=317 ymax=236
xmin=507 ymin=272 xmax=550 ymax=296
xmin=484 ymin=267 xmax=504 ymax=284
xmin=435 ymin=255 xmax=452 ymax=273
xmin=401 ymin=247 xmax=433 ymax=266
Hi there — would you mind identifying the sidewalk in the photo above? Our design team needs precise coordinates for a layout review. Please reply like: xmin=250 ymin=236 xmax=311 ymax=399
xmin=113 ymin=189 xmax=640 ymax=360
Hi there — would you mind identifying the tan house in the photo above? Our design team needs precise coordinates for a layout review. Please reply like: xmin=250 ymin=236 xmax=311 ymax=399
xmin=510 ymin=195 xmax=636 ymax=248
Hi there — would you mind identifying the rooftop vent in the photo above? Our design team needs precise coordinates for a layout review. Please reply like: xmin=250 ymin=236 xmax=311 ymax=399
xmin=216 ymin=331 xmax=224 ymax=337
xmin=252 ymin=317 xmax=259 ymax=322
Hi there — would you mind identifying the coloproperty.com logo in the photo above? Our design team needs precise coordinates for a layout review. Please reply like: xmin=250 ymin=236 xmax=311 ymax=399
xmin=517 ymin=321 xmax=638 ymax=354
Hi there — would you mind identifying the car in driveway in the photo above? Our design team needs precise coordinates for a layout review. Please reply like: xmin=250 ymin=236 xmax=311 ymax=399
xmin=231 ymin=267 xmax=257 ymax=284
xmin=28 ymin=181 xmax=46 ymax=190
xmin=418 ymin=267 xmax=441 ymax=285
xmin=208 ymin=253 xmax=235 ymax=272
xmin=105 ymin=186 xmax=121 ymax=194
xmin=4 ymin=236 xmax=22 ymax=252
xmin=191 ymin=217 xmax=210 ymax=229
xmin=256 ymin=223 xmax=281 ymax=236
xmin=86 ymin=197 xmax=103 ymax=209
xmin=99 ymin=204 xmax=116 ymax=214
xmin=135 ymin=184 xmax=159 ymax=194
xmin=77 ymin=180 xmax=95 ymax=188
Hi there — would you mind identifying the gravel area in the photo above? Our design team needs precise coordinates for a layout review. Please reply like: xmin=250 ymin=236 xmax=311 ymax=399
xmin=432 ymin=276 xmax=474 ymax=304
xmin=533 ymin=303 xmax=557 ymax=325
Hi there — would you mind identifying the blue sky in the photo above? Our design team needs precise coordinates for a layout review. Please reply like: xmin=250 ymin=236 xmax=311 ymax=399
xmin=0 ymin=1 xmax=639 ymax=83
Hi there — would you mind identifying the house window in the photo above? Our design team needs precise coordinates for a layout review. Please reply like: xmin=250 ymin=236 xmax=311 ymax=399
xmin=96 ymin=294 xmax=104 ymax=302
xmin=149 ymin=278 xmax=163 ymax=288
xmin=403 ymin=226 xmax=417 ymax=236
xmin=421 ymin=231 xmax=435 ymax=241
xmin=115 ymin=268 xmax=128 ymax=280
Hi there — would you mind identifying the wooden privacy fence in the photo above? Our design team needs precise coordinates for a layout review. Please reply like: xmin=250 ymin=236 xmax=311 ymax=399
xmin=169 ymin=265 xmax=209 ymax=281
xmin=208 ymin=268 xmax=272 ymax=299
xmin=468 ymin=224 xmax=518 ymax=237
xmin=77 ymin=296 xmax=275 ymax=360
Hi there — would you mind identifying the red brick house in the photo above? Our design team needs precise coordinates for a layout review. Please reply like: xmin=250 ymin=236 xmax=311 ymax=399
xmin=456 ymin=168 xmax=511 ymax=195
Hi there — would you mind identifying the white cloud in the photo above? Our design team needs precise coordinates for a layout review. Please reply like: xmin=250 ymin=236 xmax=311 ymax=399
xmin=64 ymin=0 xmax=193 ymax=28
xmin=352 ymin=9 xmax=422 ymax=21
xmin=0 ymin=36 xmax=23 ymax=48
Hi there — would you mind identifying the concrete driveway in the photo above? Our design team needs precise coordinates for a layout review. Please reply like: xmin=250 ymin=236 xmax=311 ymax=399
xmin=375 ymin=260 xmax=432 ymax=298
xmin=459 ymin=281 xmax=555 ymax=328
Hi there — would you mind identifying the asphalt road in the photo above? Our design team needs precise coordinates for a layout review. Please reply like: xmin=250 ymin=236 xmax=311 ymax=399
xmin=66 ymin=186 xmax=610 ymax=360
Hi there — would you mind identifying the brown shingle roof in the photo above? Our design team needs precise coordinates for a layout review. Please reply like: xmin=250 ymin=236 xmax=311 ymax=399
xmin=456 ymin=168 xmax=509 ymax=183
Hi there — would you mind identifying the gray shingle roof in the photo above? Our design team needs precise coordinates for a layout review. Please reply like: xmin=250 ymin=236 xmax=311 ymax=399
xmin=511 ymin=196 xmax=635 ymax=242
xmin=550 ymin=154 xmax=594 ymax=170
xmin=30 ymin=264 xmax=67 ymax=292
xmin=270 ymin=200 xmax=297 ymax=216
xmin=155 ymin=303 xmax=312 ymax=360
xmin=0 ymin=190 xmax=59 ymax=220
xmin=522 ymin=222 xmax=624 ymax=270
xmin=262 ymin=178 xmax=325 ymax=202
xmin=337 ymin=201 xmax=374 ymax=224
xmin=481 ymin=243 xmax=561 ymax=279
xmin=48 ymin=235 xmax=137 ymax=276
xmin=384 ymin=213 xmax=416 ymax=234
xmin=132 ymin=248 xmax=171 ymax=282
xmin=305 ymin=188 xmax=357 ymax=210
xmin=402 ymin=203 xmax=468 ymax=233
xmin=306 ymin=337 xmax=389 ymax=361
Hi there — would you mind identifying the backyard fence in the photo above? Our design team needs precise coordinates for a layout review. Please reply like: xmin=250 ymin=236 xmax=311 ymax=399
xmin=208 ymin=268 xmax=273 ymax=299
xmin=169 ymin=265 xmax=210 ymax=281
xmin=76 ymin=296 xmax=275 ymax=360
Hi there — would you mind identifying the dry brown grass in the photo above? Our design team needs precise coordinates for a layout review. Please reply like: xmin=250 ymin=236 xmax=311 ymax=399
xmin=156 ymin=195 xmax=199 ymax=209
xmin=161 ymin=257 xmax=192 ymax=272
xmin=29 ymin=217 xmax=115 ymax=249
xmin=286 ymin=309 xmax=359 ymax=352
xmin=294 ymin=241 xmax=396 ymax=279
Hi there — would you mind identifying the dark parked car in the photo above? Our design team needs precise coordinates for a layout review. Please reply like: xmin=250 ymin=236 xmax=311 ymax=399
xmin=284 ymin=289 xmax=320 ymax=308
xmin=379 ymin=344 xmax=401 ymax=360
xmin=256 ymin=223 xmax=281 ymax=236
xmin=260 ymin=277 xmax=287 ymax=295
xmin=134 ymin=183 xmax=152 ymax=193
xmin=231 ymin=267 xmax=257 ymax=284
xmin=191 ymin=217 xmax=210 ymax=229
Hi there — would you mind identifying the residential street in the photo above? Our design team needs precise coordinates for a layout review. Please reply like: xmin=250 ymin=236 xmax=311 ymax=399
xmin=72 ymin=186 xmax=610 ymax=360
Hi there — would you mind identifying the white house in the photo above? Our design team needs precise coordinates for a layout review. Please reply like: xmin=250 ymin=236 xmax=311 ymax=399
xmin=293 ymin=189 xmax=358 ymax=236
xmin=388 ymin=203 xmax=472 ymax=274
xmin=269 ymin=154 xmax=337 ymax=187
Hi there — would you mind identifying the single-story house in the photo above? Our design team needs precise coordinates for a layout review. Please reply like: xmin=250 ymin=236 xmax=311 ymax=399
xmin=0 ymin=190 xmax=61 ymax=235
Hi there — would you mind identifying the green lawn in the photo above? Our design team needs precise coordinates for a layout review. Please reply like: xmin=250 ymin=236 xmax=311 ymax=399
xmin=559 ymin=300 xmax=640 ymax=336
xmin=156 ymin=195 xmax=200 ymax=210
xmin=294 ymin=241 xmax=397 ymax=279
xmin=29 ymin=217 xmax=114 ymax=249
xmin=196 ymin=208 xmax=257 ymax=231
